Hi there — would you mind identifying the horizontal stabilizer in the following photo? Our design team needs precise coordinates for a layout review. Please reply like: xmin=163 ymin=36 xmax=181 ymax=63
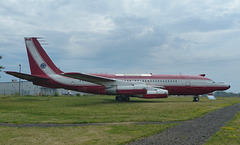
xmin=61 ymin=72 xmax=115 ymax=85
xmin=5 ymin=71 xmax=49 ymax=81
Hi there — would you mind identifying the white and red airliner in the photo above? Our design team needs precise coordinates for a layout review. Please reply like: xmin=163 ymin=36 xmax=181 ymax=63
xmin=5 ymin=37 xmax=230 ymax=102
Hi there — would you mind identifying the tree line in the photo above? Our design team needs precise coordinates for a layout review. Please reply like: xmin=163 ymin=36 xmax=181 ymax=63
xmin=0 ymin=56 xmax=4 ymax=73
xmin=214 ymin=91 xmax=240 ymax=97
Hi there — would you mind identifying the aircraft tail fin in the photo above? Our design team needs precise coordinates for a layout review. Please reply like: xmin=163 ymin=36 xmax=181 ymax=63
xmin=25 ymin=37 xmax=63 ymax=76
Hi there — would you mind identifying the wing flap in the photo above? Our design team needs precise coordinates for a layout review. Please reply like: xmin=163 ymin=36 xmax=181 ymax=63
xmin=151 ymin=85 xmax=165 ymax=89
xmin=5 ymin=71 xmax=49 ymax=81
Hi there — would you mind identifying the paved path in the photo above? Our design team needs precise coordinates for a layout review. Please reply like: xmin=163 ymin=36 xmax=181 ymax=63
xmin=0 ymin=121 xmax=180 ymax=128
xmin=127 ymin=103 xmax=240 ymax=145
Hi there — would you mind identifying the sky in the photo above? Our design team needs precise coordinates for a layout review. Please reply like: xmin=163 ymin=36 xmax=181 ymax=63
xmin=0 ymin=0 xmax=239 ymax=93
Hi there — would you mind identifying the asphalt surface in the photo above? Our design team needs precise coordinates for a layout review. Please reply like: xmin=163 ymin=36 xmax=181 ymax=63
xmin=127 ymin=103 xmax=240 ymax=145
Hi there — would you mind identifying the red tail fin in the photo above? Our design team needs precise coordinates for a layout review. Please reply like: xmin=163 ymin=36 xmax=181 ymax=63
xmin=25 ymin=37 xmax=63 ymax=76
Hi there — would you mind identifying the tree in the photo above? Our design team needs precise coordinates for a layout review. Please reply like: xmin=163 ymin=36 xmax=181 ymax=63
xmin=0 ymin=56 xmax=4 ymax=72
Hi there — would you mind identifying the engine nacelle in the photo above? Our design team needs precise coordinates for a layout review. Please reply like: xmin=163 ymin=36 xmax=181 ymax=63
xmin=106 ymin=85 xmax=147 ymax=95
xmin=142 ymin=89 xmax=168 ymax=98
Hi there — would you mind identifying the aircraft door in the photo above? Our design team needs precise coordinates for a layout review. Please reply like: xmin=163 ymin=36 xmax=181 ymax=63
xmin=186 ymin=80 xmax=191 ymax=86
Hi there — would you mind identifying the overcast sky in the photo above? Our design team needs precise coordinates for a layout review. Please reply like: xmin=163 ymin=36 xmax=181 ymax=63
xmin=0 ymin=0 xmax=239 ymax=93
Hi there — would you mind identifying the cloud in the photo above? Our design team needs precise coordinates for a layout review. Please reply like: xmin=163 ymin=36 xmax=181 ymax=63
xmin=0 ymin=0 xmax=239 ymax=92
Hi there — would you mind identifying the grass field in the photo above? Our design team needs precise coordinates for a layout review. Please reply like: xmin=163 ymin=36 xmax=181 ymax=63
xmin=0 ymin=124 xmax=177 ymax=145
xmin=205 ymin=111 xmax=240 ymax=145
xmin=0 ymin=95 xmax=239 ymax=144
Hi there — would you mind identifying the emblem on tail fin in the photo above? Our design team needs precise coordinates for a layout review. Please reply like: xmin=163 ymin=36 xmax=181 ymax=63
xmin=40 ymin=63 xmax=46 ymax=69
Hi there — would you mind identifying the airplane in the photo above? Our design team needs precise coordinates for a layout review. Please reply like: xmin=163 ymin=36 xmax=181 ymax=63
xmin=5 ymin=37 xmax=230 ymax=102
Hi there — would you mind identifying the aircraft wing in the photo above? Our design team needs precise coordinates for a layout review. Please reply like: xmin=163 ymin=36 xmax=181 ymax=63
xmin=61 ymin=72 xmax=116 ymax=86
xmin=62 ymin=73 xmax=165 ymax=88
xmin=5 ymin=71 xmax=49 ymax=81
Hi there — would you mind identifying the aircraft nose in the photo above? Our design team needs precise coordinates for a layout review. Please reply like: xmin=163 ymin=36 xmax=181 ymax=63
xmin=223 ymin=84 xmax=231 ymax=90
xmin=217 ymin=83 xmax=230 ymax=91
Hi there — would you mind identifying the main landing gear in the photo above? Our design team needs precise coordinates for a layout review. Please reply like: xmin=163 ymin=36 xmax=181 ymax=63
xmin=115 ymin=95 xmax=130 ymax=102
xmin=193 ymin=96 xmax=200 ymax=102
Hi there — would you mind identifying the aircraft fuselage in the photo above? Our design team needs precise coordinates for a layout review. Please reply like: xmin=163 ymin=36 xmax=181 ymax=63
xmin=33 ymin=73 xmax=230 ymax=96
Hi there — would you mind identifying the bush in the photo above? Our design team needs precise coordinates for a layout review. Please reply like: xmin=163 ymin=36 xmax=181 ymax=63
xmin=54 ymin=92 xmax=60 ymax=97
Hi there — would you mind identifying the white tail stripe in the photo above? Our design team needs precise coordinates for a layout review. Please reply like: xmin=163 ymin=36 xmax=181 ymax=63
xmin=26 ymin=39 xmax=56 ymax=75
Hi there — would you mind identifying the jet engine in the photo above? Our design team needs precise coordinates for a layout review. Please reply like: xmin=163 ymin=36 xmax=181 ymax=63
xmin=141 ymin=89 xmax=168 ymax=98
xmin=106 ymin=84 xmax=147 ymax=95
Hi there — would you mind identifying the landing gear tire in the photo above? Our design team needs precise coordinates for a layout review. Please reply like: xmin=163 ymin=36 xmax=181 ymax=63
xmin=116 ymin=95 xmax=122 ymax=102
xmin=193 ymin=96 xmax=199 ymax=102
xmin=123 ymin=96 xmax=130 ymax=102
xmin=115 ymin=95 xmax=130 ymax=102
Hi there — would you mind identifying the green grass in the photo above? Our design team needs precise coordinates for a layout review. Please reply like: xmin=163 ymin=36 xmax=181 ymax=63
xmin=0 ymin=95 xmax=239 ymax=124
xmin=0 ymin=124 xmax=177 ymax=145
xmin=205 ymin=111 xmax=240 ymax=145
xmin=0 ymin=95 xmax=239 ymax=145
